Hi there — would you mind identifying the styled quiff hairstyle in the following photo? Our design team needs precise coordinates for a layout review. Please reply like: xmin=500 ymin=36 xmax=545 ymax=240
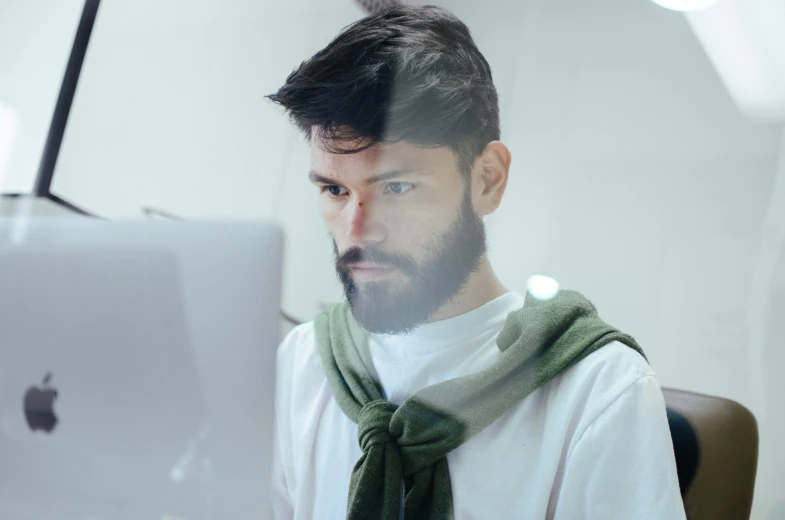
xmin=268 ymin=5 xmax=500 ymax=176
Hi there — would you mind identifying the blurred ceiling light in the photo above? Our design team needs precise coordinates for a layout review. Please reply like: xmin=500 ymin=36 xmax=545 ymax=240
xmin=651 ymin=0 xmax=719 ymax=11
xmin=686 ymin=0 xmax=785 ymax=120
xmin=527 ymin=275 xmax=560 ymax=301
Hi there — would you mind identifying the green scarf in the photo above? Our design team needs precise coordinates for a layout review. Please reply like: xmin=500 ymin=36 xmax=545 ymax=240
xmin=314 ymin=289 xmax=645 ymax=520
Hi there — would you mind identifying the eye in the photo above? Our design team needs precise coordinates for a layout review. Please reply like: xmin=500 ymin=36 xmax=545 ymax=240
xmin=383 ymin=182 xmax=414 ymax=195
xmin=321 ymin=185 xmax=348 ymax=197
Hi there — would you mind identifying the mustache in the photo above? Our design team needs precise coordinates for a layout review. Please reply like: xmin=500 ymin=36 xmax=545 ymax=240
xmin=335 ymin=245 xmax=417 ymax=275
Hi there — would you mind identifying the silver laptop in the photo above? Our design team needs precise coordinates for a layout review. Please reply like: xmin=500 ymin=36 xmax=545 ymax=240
xmin=0 ymin=218 xmax=283 ymax=519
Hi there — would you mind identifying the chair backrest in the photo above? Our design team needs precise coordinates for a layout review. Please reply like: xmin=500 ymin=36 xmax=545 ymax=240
xmin=662 ymin=388 xmax=759 ymax=520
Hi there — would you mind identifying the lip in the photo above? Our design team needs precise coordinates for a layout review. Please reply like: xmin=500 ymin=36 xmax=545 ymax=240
xmin=350 ymin=265 xmax=396 ymax=281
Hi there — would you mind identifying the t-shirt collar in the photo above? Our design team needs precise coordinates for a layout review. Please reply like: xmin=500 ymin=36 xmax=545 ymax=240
xmin=369 ymin=291 xmax=525 ymax=359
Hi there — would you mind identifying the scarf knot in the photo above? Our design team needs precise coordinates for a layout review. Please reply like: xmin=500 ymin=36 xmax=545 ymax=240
xmin=358 ymin=400 xmax=399 ymax=452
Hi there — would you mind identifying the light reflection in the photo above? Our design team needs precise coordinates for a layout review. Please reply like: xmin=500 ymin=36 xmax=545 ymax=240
xmin=651 ymin=0 xmax=719 ymax=12
xmin=686 ymin=0 xmax=785 ymax=120
xmin=527 ymin=275 xmax=560 ymax=301
xmin=0 ymin=102 xmax=20 ymax=187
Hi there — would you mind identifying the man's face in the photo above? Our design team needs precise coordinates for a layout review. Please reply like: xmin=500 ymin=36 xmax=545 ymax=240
xmin=309 ymin=137 xmax=486 ymax=334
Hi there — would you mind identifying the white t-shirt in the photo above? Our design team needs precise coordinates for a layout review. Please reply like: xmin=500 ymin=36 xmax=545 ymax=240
xmin=271 ymin=292 xmax=686 ymax=519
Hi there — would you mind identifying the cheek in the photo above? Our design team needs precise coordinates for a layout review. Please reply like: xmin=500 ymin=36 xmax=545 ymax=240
xmin=320 ymin=199 xmax=341 ymax=228
xmin=320 ymin=199 xmax=356 ymax=250
xmin=399 ymin=204 xmax=461 ymax=252
xmin=320 ymin=201 xmax=331 ymax=223
xmin=387 ymin=219 xmax=438 ymax=258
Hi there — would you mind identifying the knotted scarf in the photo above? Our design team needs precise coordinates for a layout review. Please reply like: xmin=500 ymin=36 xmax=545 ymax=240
xmin=314 ymin=290 xmax=645 ymax=519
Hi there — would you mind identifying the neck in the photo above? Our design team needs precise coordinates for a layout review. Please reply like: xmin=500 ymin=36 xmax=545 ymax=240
xmin=427 ymin=255 xmax=508 ymax=323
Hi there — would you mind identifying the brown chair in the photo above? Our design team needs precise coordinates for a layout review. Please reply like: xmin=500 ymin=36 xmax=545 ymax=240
xmin=663 ymin=388 xmax=759 ymax=520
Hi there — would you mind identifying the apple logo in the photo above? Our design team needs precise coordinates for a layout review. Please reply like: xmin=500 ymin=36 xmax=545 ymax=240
xmin=23 ymin=372 xmax=59 ymax=434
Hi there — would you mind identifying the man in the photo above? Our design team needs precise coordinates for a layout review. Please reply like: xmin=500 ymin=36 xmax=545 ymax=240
xmin=268 ymin=5 xmax=685 ymax=519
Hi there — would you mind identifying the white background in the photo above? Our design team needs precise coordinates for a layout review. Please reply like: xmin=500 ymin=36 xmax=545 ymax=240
xmin=1 ymin=0 xmax=784 ymax=517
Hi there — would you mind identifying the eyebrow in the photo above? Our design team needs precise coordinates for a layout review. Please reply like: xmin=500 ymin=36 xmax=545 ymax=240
xmin=308 ymin=169 xmax=428 ymax=186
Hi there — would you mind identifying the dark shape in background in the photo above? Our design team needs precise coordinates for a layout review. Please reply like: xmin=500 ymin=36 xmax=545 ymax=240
xmin=667 ymin=408 xmax=701 ymax=497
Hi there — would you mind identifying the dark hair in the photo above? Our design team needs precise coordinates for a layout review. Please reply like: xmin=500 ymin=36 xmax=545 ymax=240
xmin=267 ymin=5 xmax=500 ymax=176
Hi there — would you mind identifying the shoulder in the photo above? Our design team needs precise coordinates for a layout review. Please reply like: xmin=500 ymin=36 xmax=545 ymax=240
xmin=544 ymin=341 xmax=662 ymax=438
xmin=275 ymin=320 xmax=329 ymax=409
xmin=277 ymin=302 xmax=351 ymax=371
xmin=566 ymin=341 xmax=655 ymax=398
xmin=541 ymin=345 xmax=685 ymax=519
xmin=277 ymin=320 xmax=323 ymax=379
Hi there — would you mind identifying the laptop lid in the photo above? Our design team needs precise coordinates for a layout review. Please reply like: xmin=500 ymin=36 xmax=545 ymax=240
xmin=0 ymin=218 xmax=283 ymax=519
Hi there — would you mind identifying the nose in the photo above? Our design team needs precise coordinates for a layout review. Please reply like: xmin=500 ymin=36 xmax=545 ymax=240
xmin=346 ymin=195 xmax=385 ymax=245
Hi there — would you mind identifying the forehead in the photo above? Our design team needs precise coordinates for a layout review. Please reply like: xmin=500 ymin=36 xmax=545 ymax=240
xmin=310 ymin=137 xmax=459 ymax=181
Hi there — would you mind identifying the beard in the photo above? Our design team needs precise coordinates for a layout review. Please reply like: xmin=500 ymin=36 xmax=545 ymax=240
xmin=333 ymin=188 xmax=487 ymax=335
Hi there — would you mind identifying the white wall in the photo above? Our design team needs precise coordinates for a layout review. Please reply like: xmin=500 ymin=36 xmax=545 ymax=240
xmin=0 ymin=0 xmax=85 ymax=193
xmin=6 ymin=0 xmax=785 ymax=517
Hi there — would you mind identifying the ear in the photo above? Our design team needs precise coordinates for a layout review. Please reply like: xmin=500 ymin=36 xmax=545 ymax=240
xmin=472 ymin=141 xmax=512 ymax=217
